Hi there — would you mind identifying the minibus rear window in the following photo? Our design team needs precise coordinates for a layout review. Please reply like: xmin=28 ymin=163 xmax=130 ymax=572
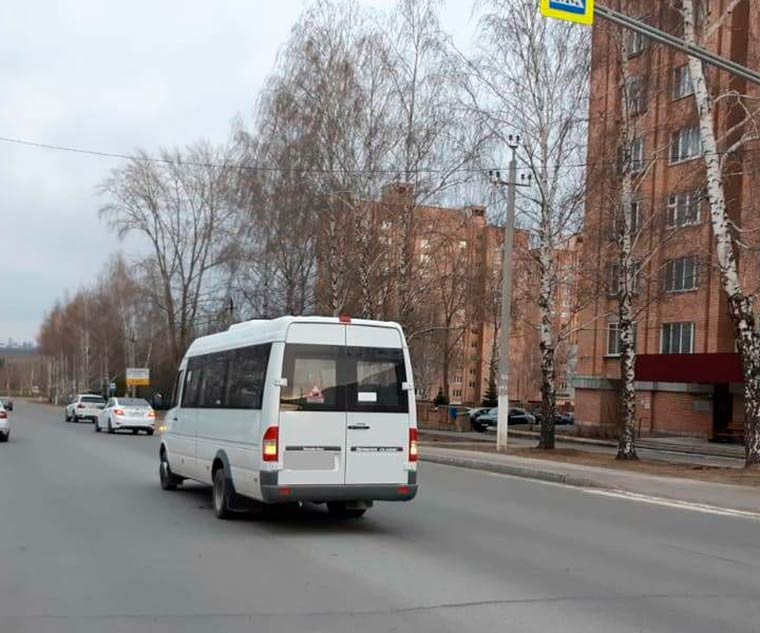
xmin=347 ymin=347 xmax=408 ymax=413
xmin=280 ymin=345 xmax=408 ymax=413
xmin=281 ymin=345 xmax=344 ymax=412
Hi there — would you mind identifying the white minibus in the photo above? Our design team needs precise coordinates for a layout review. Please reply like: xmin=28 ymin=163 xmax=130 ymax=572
xmin=159 ymin=316 xmax=418 ymax=518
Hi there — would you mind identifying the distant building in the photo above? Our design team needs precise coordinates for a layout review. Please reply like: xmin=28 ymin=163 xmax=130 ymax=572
xmin=575 ymin=3 xmax=758 ymax=439
xmin=316 ymin=183 xmax=581 ymax=407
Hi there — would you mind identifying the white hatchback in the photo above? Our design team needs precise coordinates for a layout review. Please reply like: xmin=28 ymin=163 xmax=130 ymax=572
xmin=0 ymin=402 xmax=10 ymax=442
xmin=65 ymin=394 xmax=106 ymax=423
xmin=96 ymin=397 xmax=156 ymax=435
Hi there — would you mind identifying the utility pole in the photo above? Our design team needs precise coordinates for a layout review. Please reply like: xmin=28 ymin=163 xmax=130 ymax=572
xmin=490 ymin=136 xmax=531 ymax=452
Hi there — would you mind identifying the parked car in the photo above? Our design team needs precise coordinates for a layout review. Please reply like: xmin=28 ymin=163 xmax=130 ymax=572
xmin=65 ymin=394 xmax=106 ymax=423
xmin=471 ymin=407 xmax=536 ymax=432
xmin=96 ymin=397 xmax=155 ymax=435
xmin=468 ymin=407 xmax=490 ymax=422
xmin=1 ymin=397 xmax=14 ymax=411
xmin=528 ymin=407 xmax=575 ymax=426
xmin=0 ymin=402 xmax=10 ymax=442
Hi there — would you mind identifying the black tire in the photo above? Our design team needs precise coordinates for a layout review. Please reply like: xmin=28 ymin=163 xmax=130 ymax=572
xmin=470 ymin=419 xmax=486 ymax=433
xmin=107 ymin=419 xmax=114 ymax=434
xmin=132 ymin=429 xmax=139 ymax=435
xmin=95 ymin=420 xmax=101 ymax=433
xmin=0 ymin=433 xmax=8 ymax=443
xmin=146 ymin=429 xmax=154 ymax=436
xmin=212 ymin=468 xmax=234 ymax=519
xmin=327 ymin=502 xmax=367 ymax=519
xmin=65 ymin=411 xmax=71 ymax=422
xmin=159 ymin=455 xmax=182 ymax=491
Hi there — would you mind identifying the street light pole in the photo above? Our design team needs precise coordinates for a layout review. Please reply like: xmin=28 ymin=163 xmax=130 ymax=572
xmin=491 ymin=136 xmax=520 ymax=452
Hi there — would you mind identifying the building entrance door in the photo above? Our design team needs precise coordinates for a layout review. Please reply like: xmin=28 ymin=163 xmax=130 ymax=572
xmin=712 ymin=383 xmax=733 ymax=441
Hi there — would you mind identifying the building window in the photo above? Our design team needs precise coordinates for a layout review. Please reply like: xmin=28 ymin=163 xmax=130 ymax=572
xmin=628 ymin=137 xmax=645 ymax=172
xmin=628 ymin=29 xmax=647 ymax=57
xmin=612 ymin=199 xmax=642 ymax=237
xmin=452 ymin=389 xmax=462 ymax=398
xmin=662 ymin=322 xmax=695 ymax=354
xmin=666 ymin=191 xmax=702 ymax=228
xmin=665 ymin=256 xmax=698 ymax=292
xmin=672 ymin=65 xmax=693 ymax=100
xmin=671 ymin=127 xmax=702 ymax=164
xmin=419 ymin=238 xmax=431 ymax=264
xmin=608 ymin=262 xmax=640 ymax=296
xmin=469 ymin=381 xmax=476 ymax=388
xmin=626 ymin=76 xmax=647 ymax=114
xmin=607 ymin=322 xmax=637 ymax=357
xmin=454 ymin=375 xmax=462 ymax=384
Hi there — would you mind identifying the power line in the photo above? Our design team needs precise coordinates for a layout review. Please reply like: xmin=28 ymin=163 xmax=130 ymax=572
xmin=0 ymin=135 xmax=486 ymax=176
xmin=2 ymin=133 xmax=760 ymax=176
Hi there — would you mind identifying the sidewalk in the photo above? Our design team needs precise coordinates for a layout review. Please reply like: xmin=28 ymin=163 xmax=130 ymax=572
xmin=421 ymin=445 xmax=760 ymax=514
xmin=420 ymin=427 xmax=745 ymax=460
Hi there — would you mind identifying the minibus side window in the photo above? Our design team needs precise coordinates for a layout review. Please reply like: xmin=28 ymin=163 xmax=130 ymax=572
xmin=225 ymin=344 xmax=271 ymax=409
xmin=197 ymin=353 xmax=227 ymax=409
xmin=182 ymin=365 xmax=202 ymax=408
xmin=171 ymin=370 xmax=184 ymax=408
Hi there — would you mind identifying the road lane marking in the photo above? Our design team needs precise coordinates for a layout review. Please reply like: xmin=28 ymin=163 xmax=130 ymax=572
xmin=482 ymin=471 xmax=760 ymax=520
xmin=583 ymin=489 xmax=760 ymax=521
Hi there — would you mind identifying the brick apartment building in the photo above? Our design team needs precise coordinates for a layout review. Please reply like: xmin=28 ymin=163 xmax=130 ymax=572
xmin=575 ymin=1 xmax=760 ymax=440
xmin=319 ymin=183 xmax=580 ymax=408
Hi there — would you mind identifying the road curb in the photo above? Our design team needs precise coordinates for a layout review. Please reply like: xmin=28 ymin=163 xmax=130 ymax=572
xmin=421 ymin=452 xmax=603 ymax=490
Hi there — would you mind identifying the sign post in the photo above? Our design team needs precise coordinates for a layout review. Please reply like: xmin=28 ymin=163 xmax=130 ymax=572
xmin=126 ymin=368 xmax=150 ymax=397
xmin=540 ymin=0 xmax=595 ymax=26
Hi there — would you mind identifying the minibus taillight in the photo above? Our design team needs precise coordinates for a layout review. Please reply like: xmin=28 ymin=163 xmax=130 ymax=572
xmin=263 ymin=426 xmax=279 ymax=462
xmin=409 ymin=428 xmax=419 ymax=462
xmin=0 ymin=411 xmax=7 ymax=419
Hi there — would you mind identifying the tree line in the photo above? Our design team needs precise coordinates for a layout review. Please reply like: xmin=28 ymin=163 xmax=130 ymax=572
xmin=36 ymin=0 xmax=760 ymax=467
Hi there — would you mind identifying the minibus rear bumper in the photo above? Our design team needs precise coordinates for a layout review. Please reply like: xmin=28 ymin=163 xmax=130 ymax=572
xmin=259 ymin=472 xmax=418 ymax=504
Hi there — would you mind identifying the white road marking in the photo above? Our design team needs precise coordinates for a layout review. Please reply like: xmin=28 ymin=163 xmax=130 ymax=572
xmin=482 ymin=471 xmax=760 ymax=521
xmin=583 ymin=489 xmax=760 ymax=521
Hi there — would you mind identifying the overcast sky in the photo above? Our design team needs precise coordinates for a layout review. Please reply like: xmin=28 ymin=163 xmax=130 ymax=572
xmin=0 ymin=1 xmax=476 ymax=344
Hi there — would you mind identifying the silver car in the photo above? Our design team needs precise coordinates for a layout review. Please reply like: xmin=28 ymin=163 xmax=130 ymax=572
xmin=96 ymin=397 xmax=156 ymax=435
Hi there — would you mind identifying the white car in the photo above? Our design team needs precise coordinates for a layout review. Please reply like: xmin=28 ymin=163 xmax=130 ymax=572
xmin=0 ymin=402 xmax=10 ymax=442
xmin=160 ymin=316 xmax=418 ymax=520
xmin=65 ymin=394 xmax=106 ymax=423
xmin=96 ymin=397 xmax=156 ymax=435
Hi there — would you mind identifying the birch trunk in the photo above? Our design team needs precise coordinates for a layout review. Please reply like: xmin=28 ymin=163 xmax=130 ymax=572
xmin=614 ymin=29 xmax=639 ymax=460
xmin=683 ymin=0 xmax=760 ymax=467
xmin=615 ymin=180 xmax=637 ymax=459
xmin=538 ymin=241 xmax=557 ymax=450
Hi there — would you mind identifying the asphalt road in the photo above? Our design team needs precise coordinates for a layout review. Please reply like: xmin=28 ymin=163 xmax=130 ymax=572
xmin=1 ymin=401 xmax=759 ymax=633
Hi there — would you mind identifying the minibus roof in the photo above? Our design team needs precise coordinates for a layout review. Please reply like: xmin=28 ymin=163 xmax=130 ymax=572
xmin=184 ymin=316 xmax=405 ymax=358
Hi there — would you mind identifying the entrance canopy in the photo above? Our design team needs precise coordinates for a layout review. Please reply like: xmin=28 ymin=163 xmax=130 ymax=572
xmin=635 ymin=353 xmax=743 ymax=384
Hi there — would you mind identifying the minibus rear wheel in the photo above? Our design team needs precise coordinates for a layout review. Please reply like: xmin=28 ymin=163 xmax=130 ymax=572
xmin=212 ymin=467 xmax=235 ymax=519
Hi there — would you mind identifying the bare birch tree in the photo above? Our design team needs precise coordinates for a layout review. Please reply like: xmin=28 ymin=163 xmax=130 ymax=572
xmin=680 ymin=0 xmax=760 ymax=467
xmin=470 ymin=0 xmax=590 ymax=449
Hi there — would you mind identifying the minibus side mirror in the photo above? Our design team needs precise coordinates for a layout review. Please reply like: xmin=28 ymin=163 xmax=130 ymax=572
xmin=402 ymin=382 xmax=413 ymax=392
